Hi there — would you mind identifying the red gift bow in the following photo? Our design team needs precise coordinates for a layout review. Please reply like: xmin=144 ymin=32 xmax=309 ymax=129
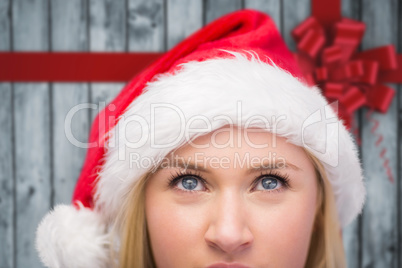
xmin=293 ymin=16 xmax=397 ymax=130
xmin=293 ymin=0 xmax=398 ymax=183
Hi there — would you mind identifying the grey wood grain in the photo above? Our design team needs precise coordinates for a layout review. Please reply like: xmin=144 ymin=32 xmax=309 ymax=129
xmin=127 ymin=0 xmax=165 ymax=52
xmin=361 ymin=0 xmax=399 ymax=267
xmin=282 ymin=0 xmax=310 ymax=52
xmin=89 ymin=0 xmax=126 ymax=121
xmin=90 ymin=83 xmax=122 ymax=122
xmin=51 ymin=0 xmax=90 ymax=206
xmin=0 ymin=1 xmax=13 ymax=267
xmin=166 ymin=0 xmax=202 ymax=49
xmin=244 ymin=0 xmax=281 ymax=32
xmin=89 ymin=0 xmax=127 ymax=53
xmin=0 ymin=86 xmax=13 ymax=268
xmin=341 ymin=0 xmax=360 ymax=19
xmin=0 ymin=0 xmax=10 ymax=48
xmin=13 ymin=87 xmax=50 ymax=268
xmin=343 ymin=217 xmax=360 ymax=268
xmin=12 ymin=0 xmax=50 ymax=267
xmin=204 ymin=0 xmax=243 ymax=24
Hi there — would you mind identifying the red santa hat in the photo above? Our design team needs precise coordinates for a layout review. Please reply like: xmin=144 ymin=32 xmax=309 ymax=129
xmin=36 ymin=9 xmax=365 ymax=268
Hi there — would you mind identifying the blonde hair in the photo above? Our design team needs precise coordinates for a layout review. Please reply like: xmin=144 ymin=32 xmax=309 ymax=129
xmin=303 ymin=148 xmax=346 ymax=268
xmin=112 ymin=149 xmax=346 ymax=268
xmin=111 ymin=173 xmax=155 ymax=268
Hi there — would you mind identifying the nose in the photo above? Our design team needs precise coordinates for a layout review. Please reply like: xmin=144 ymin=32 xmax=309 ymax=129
xmin=204 ymin=191 xmax=254 ymax=254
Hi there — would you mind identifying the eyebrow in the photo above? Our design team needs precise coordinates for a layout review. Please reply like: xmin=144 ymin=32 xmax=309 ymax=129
xmin=246 ymin=162 xmax=302 ymax=173
xmin=156 ymin=158 xmax=302 ymax=173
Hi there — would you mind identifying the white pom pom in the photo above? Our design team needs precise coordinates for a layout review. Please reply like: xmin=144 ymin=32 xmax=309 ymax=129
xmin=36 ymin=204 xmax=111 ymax=268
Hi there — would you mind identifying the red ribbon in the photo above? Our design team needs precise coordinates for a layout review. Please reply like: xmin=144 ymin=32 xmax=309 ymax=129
xmin=294 ymin=0 xmax=399 ymax=183
xmin=0 ymin=52 xmax=163 ymax=82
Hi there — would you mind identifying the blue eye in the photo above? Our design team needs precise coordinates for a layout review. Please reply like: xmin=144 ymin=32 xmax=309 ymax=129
xmin=253 ymin=172 xmax=290 ymax=192
xmin=181 ymin=176 xmax=199 ymax=190
xmin=260 ymin=177 xmax=280 ymax=190
xmin=168 ymin=171 xmax=207 ymax=192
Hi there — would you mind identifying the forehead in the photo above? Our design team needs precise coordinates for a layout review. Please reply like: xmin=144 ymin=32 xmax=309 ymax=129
xmin=167 ymin=126 xmax=313 ymax=171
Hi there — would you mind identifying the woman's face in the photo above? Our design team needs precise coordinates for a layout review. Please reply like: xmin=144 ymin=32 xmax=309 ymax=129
xmin=145 ymin=127 xmax=318 ymax=268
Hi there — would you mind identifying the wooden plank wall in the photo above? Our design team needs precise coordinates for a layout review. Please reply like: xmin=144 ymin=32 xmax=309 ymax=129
xmin=0 ymin=0 xmax=400 ymax=267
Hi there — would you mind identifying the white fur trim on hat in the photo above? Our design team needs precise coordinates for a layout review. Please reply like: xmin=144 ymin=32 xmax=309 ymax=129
xmin=35 ymin=204 xmax=111 ymax=268
xmin=96 ymin=50 xmax=365 ymax=228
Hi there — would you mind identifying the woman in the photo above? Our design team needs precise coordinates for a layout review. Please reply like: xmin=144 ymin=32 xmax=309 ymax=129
xmin=36 ymin=9 xmax=365 ymax=268
xmin=118 ymin=127 xmax=346 ymax=267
